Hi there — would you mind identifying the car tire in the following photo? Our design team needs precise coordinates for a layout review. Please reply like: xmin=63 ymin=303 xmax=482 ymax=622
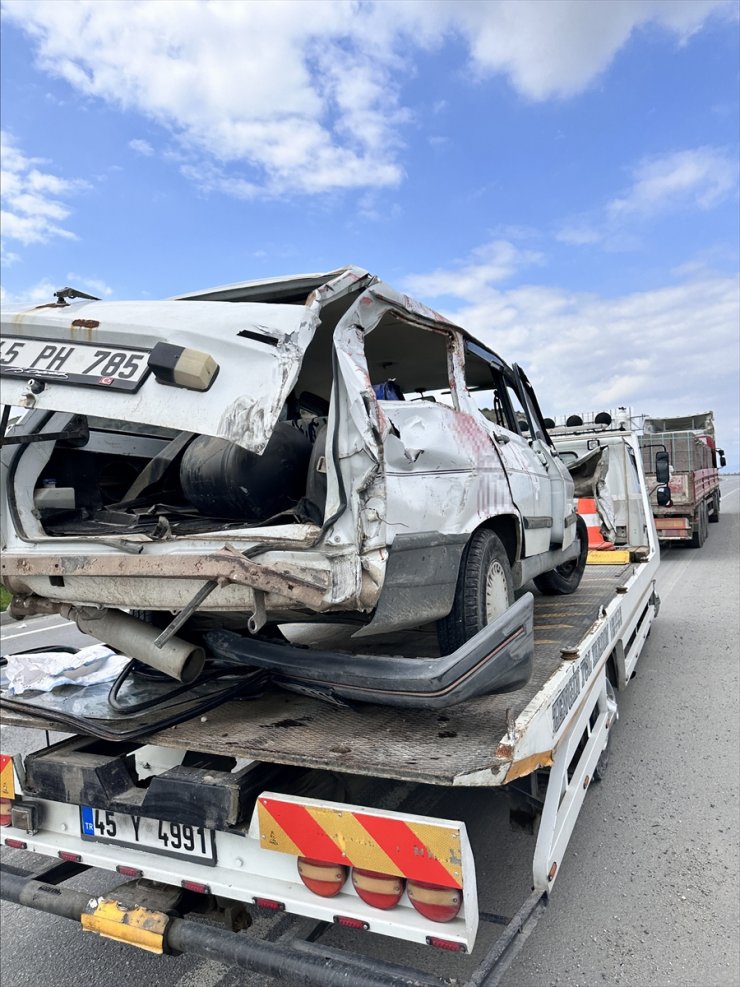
xmin=436 ymin=529 xmax=514 ymax=655
xmin=533 ymin=515 xmax=589 ymax=596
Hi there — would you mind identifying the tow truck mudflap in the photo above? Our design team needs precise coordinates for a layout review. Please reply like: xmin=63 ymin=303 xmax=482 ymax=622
xmin=204 ymin=593 xmax=535 ymax=709
xmin=0 ymin=860 xmax=547 ymax=987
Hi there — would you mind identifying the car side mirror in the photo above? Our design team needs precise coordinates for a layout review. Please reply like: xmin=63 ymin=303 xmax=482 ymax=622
xmin=719 ymin=450 xmax=726 ymax=468
xmin=655 ymin=450 xmax=670 ymax=485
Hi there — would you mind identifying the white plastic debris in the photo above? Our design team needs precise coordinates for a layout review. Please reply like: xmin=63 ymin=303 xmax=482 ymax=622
xmin=1 ymin=644 xmax=130 ymax=695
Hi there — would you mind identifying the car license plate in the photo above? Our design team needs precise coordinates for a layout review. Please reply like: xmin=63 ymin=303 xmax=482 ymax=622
xmin=80 ymin=806 xmax=216 ymax=865
xmin=0 ymin=337 xmax=150 ymax=392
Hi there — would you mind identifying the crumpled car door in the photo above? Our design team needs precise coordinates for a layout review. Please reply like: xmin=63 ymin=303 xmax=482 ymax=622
xmin=513 ymin=363 xmax=575 ymax=548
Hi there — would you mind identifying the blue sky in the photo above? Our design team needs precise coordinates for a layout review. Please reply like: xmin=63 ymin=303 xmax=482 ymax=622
xmin=2 ymin=0 xmax=739 ymax=466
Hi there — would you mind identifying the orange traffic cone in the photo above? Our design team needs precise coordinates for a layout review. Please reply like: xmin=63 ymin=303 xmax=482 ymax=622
xmin=577 ymin=498 xmax=615 ymax=550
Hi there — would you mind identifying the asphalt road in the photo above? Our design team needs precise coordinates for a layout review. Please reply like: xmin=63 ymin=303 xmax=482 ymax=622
xmin=1 ymin=477 xmax=738 ymax=987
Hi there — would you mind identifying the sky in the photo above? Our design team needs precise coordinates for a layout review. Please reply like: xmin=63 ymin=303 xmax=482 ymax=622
xmin=1 ymin=0 xmax=739 ymax=467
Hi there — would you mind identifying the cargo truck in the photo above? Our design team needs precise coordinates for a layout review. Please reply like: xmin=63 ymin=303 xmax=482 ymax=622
xmin=0 ymin=411 xmax=660 ymax=987
xmin=639 ymin=411 xmax=724 ymax=548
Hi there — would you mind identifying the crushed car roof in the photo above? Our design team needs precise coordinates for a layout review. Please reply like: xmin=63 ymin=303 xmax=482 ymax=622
xmin=171 ymin=266 xmax=368 ymax=304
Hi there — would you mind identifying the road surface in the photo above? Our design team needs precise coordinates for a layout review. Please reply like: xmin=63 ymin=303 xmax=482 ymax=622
xmin=1 ymin=477 xmax=738 ymax=987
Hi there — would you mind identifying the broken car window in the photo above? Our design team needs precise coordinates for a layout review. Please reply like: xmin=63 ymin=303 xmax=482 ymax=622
xmin=363 ymin=315 xmax=457 ymax=408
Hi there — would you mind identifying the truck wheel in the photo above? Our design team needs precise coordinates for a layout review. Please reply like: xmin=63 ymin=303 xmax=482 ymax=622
xmin=708 ymin=490 xmax=720 ymax=523
xmin=690 ymin=501 xmax=707 ymax=548
xmin=533 ymin=515 xmax=589 ymax=596
xmin=592 ymin=745 xmax=609 ymax=782
xmin=436 ymin=529 xmax=514 ymax=655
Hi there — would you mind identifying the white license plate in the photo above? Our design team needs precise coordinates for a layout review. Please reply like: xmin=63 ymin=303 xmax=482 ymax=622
xmin=0 ymin=337 xmax=150 ymax=392
xmin=80 ymin=806 xmax=216 ymax=864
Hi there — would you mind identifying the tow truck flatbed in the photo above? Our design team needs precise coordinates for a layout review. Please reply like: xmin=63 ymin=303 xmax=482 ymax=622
xmin=2 ymin=562 xmax=648 ymax=787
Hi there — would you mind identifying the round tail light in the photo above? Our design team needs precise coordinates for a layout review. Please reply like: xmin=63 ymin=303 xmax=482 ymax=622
xmin=407 ymin=879 xmax=462 ymax=922
xmin=351 ymin=868 xmax=405 ymax=910
xmin=297 ymin=857 xmax=348 ymax=898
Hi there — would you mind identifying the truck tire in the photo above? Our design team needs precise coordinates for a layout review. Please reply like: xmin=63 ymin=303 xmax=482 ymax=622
xmin=690 ymin=501 xmax=708 ymax=548
xmin=533 ymin=515 xmax=589 ymax=596
xmin=708 ymin=490 xmax=720 ymax=523
xmin=437 ymin=529 xmax=514 ymax=655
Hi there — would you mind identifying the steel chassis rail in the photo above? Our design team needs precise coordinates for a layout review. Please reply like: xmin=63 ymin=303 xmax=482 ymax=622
xmin=0 ymin=860 xmax=546 ymax=987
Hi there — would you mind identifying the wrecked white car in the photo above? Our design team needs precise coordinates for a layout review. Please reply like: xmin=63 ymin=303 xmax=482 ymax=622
xmin=0 ymin=268 xmax=587 ymax=708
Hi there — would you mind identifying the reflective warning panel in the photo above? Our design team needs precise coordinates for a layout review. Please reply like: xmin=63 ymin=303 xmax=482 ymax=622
xmin=0 ymin=755 xmax=15 ymax=799
xmin=257 ymin=795 xmax=464 ymax=889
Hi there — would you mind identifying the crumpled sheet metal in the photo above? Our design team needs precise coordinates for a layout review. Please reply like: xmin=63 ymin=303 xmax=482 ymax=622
xmin=329 ymin=281 xmax=518 ymax=544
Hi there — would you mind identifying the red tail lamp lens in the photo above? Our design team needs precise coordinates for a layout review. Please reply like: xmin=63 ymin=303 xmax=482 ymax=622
xmin=426 ymin=935 xmax=466 ymax=952
xmin=334 ymin=915 xmax=369 ymax=930
xmin=181 ymin=880 xmax=210 ymax=894
xmin=297 ymin=857 xmax=348 ymax=898
xmin=0 ymin=799 xmax=11 ymax=828
xmin=116 ymin=865 xmax=142 ymax=878
xmin=407 ymin=880 xmax=462 ymax=923
xmin=351 ymin=868 xmax=405 ymax=910
xmin=253 ymin=897 xmax=285 ymax=911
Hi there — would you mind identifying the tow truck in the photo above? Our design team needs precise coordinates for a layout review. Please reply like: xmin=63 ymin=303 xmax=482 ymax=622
xmin=0 ymin=408 xmax=659 ymax=986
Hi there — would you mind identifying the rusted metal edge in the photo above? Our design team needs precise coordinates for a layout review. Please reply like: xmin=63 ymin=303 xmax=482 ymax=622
xmin=502 ymin=750 xmax=554 ymax=783
xmin=1 ymin=551 xmax=329 ymax=610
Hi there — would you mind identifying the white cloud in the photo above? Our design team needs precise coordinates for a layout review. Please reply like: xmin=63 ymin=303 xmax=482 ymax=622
xmin=405 ymin=240 xmax=544 ymax=298
xmin=64 ymin=274 xmax=114 ymax=297
xmin=556 ymin=224 xmax=603 ymax=246
xmin=3 ymin=0 xmax=732 ymax=198
xmin=451 ymin=0 xmax=733 ymax=100
xmin=404 ymin=243 xmax=740 ymax=468
xmin=1 ymin=131 xmax=88 ymax=250
xmin=557 ymin=146 xmax=738 ymax=248
xmin=129 ymin=138 xmax=154 ymax=156
xmin=0 ymin=274 xmax=114 ymax=308
xmin=0 ymin=278 xmax=59 ymax=307
xmin=608 ymin=147 xmax=737 ymax=217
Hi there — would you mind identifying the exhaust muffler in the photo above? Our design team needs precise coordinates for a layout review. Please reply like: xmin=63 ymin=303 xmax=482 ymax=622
xmin=60 ymin=605 xmax=205 ymax=684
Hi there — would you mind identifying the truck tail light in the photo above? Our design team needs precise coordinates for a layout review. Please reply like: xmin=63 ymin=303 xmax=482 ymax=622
xmin=58 ymin=850 xmax=82 ymax=862
xmin=0 ymin=799 xmax=11 ymax=827
xmin=181 ymin=880 xmax=210 ymax=894
xmin=297 ymin=857 xmax=348 ymax=898
xmin=334 ymin=915 xmax=369 ymax=930
xmin=407 ymin=879 xmax=462 ymax=923
xmin=351 ymin=868 xmax=405 ymax=910
xmin=426 ymin=935 xmax=466 ymax=952
xmin=253 ymin=897 xmax=285 ymax=911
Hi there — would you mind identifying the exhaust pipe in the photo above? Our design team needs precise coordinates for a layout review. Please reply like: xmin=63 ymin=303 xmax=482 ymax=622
xmin=60 ymin=605 xmax=205 ymax=684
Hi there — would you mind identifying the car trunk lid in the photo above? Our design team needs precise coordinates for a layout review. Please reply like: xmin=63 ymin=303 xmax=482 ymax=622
xmin=1 ymin=298 xmax=315 ymax=453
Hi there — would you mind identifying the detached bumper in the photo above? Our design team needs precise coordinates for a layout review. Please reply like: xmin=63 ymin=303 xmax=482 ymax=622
xmin=205 ymin=593 xmax=534 ymax=710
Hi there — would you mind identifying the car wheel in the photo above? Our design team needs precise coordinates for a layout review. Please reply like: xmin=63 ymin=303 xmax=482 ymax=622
xmin=436 ymin=529 xmax=514 ymax=655
xmin=533 ymin=515 xmax=589 ymax=596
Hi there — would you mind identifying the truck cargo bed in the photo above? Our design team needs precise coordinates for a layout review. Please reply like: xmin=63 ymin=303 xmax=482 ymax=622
xmin=2 ymin=564 xmax=635 ymax=786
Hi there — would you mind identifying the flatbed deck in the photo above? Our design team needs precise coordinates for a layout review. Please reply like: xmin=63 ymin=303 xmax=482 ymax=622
xmin=1 ymin=564 xmax=634 ymax=786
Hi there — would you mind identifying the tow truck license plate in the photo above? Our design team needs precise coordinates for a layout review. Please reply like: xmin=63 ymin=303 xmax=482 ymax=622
xmin=80 ymin=806 xmax=216 ymax=865
xmin=0 ymin=337 xmax=149 ymax=392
